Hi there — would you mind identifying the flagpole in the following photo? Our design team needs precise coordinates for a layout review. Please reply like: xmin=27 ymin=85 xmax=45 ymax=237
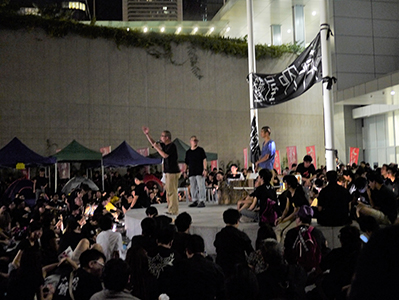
xmin=320 ymin=0 xmax=335 ymax=171
xmin=247 ymin=0 xmax=259 ymax=170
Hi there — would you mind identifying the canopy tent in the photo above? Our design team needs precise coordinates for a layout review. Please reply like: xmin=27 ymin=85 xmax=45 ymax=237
xmin=0 ymin=137 xmax=56 ymax=168
xmin=52 ymin=140 xmax=103 ymax=192
xmin=52 ymin=140 xmax=102 ymax=162
xmin=103 ymin=141 xmax=162 ymax=167
xmin=151 ymin=138 xmax=218 ymax=163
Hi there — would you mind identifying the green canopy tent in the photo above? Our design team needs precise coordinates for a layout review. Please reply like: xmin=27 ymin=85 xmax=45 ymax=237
xmin=151 ymin=138 xmax=218 ymax=163
xmin=52 ymin=140 xmax=103 ymax=192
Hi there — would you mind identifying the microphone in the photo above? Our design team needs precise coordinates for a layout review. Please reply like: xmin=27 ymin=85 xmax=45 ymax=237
xmin=156 ymin=140 xmax=162 ymax=144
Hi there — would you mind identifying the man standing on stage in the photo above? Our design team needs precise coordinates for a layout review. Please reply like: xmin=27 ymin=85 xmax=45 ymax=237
xmin=185 ymin=136 xmax=207 ymax=208
xmin=255 ymin=126 xmax=276 ymax=171
xmin=143 ymin=126 xmax=180 ymax=215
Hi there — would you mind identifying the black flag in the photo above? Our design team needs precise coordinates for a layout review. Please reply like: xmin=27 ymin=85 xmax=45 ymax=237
xmin=250 ymin=115 xmax=261 ymax=164
xmin=251 ymin=33 xmax=322 ymax=108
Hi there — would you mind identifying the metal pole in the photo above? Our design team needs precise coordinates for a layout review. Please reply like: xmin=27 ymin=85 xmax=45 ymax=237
xmin=101 ymin=160 xmax=105 ymax=191
xmin=55 ymin=162 xmax=58 ymax=193
xmin=320 ymin=0 xmax=335 ymax=171
xmin=247 ymin=0 xmax=259 ymax=170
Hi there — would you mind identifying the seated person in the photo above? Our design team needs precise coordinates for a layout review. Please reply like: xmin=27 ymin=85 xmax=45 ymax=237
xmin=226 ymin=164 xmax=244 ymax=182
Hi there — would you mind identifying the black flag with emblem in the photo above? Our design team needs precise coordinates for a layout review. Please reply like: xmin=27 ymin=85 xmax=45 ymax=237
xmin=250 ymin=115 xmax=261 ymax=164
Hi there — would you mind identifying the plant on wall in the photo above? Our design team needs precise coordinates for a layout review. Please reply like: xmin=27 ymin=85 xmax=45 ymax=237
xmin=0 ymin=7 xmax=304 ymax=79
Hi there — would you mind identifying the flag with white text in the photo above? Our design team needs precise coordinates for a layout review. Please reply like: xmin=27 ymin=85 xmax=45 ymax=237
xmin=251 ymin=33 xmax=322 ymax=108
xmin=250 ymin=116 xmax=261 ymax=164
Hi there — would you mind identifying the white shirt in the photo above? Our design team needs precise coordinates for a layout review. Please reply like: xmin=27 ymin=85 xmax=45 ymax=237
xmin=96 ymin=229 xmax=123 ymax=261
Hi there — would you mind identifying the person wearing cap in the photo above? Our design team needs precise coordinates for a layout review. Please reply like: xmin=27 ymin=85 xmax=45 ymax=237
xmin=255 ymin=126 xmax=276 ymax=171
xmin=185 ymin=136 xmax=207 ymax=208
xmin=283 ymin=205 xmax=327 ymax=273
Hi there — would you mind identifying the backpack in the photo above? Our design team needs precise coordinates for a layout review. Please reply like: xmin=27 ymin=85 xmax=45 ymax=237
xmin=259 ymin=198 xmax=278 ymax=226
xmin=292 ymin=226 xmax=321 ymax=273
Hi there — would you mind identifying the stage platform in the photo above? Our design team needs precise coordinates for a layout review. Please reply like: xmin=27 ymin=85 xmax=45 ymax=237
xmin=124 ymin=202 xmax=346 ymax=256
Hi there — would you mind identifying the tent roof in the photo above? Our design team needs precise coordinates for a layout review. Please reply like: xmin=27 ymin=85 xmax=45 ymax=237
xmin=0 ymin=137 xmax=56 ymax=168
xmin=152 ymin=138 xmax=218 ymax=163
xmin=53 ymin=140 xmax=102 ymax=162
xmin=103 ymin=141 xmax=162 ymax=167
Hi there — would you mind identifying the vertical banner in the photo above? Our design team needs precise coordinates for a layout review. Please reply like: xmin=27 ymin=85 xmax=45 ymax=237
xmin=58 ymin=163 xmax=70 ymax=179
xmin=306 ymin=145 xmax=317 ymax=169
xmin=211 ymin=160 xmax=218 ymax=171
xmin=137 ymin=148 xmax=150 ymax=173
xmin=273 ymin=150 xmax=281 ymax=175
xmin=100 ymin=146 xmax=112 ymax=156
xmin=286 ymin=146 xmax=298 ymax=169
xmin=349 ymin=147 xmax=360 ymax=165
xmin=243 ymin=148 xmax=248 ymax=169
xmin=250 ymin=116 xmax=261 ymax=163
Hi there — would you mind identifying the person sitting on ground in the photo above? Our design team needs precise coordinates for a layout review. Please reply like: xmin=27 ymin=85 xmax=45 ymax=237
xmin=172 ymin=212 xmax=192 ymax=258
xmin=131 ymin=217 xmax=158 ymax=254
xmin=296 ymin=155 xmax=316 ymax=186
xmin=274 ymin=175 xmax=309 ymax=243
xmin=96 ymin=214 xmax=123 ymax=261
xmin=356 ymin=171 xmax=397 ymax=225
xmin=319 ymin=225 xmax=361 ymax=300
xmin=226 ymin=164 xmax=244 ymax=182
xmin=317 ymin=170 xmax=352 ymax=226
xmin=214 ymin=208 xmax=254 ymax=278
xmin=172 ymin=234 xmax=226 ymax=300
xmin=225 ymin=263 xmax=259 ymax=300
xmin=53 ymin=249 xmax=105 ymax=300
xmin=147 ymin=224 xmax=178 ymax=296
xmin=284 ymin=205 xmax=327 ymax=275
xmin=90 ymin=258 xmax=140 ymax=300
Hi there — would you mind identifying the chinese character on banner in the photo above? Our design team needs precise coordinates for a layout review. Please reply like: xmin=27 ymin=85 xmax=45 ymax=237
xmin=286 ymin=146 xmax=298 ymax=169
xmin=306 ymin=145 xmax=317 ymax=169
xmin=136 ymin=148 xmax=150 ymax=174
xmin=349 ymin=147 xmax=360 ymax=166
xmin=273 ymin=150 xmax=281 ymax=175
xmin=58 ymin=163 xmax=70 ymax=179
xmin=100 ymin=146 xmax=112 ymax=156
xmin=243 ymin=148 xmax=248 ymax=169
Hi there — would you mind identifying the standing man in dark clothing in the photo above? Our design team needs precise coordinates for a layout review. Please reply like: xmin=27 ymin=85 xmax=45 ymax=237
xmin=214 ymin=209 xmax=254 ymax=278
xmin=185 ymin=136 xmax=207 ymax=208
xmin=172 ymin=234 xmax=226 ymax=300
xmin=143 ymin=126 xmax=180 ymax=215
xmin=357 ymin=172 xmax=397 ymax=225
xmin=317 ymin=170 xmax=352 ymax=226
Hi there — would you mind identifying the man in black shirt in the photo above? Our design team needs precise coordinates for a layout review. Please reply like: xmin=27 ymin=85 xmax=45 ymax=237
xmin=185 ymin=136 xmax=207 ymax=208
xmin=214 ymin=209 xmax=254 ymax=278
xmin=33 ymin=168 xmax=48 ymax=200
xmin=296 ymin=155 xmax=316 ymax=185
xmin=143 ymin=126 xmax=180 ymax=215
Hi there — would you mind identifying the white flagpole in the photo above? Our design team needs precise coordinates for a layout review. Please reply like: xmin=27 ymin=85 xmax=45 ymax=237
xmin=320 ymin=0 xmax=335 ymax=171
xmin=247 ymin=0 xmax=259 ymax=170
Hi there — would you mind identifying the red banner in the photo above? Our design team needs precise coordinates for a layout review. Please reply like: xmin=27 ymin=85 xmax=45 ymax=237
xmin=349 ymin=147 xmax=360 ymax=165
xmin=100 ymin=146 xmax=111 ymax=156
xmin=211 ymin=160 xmax=218 ymax=171
xmin=243 ymin=148 xmax=248 ymax=169
xmin=306 ymin=145 xmax=317 ymax=169
xmin=286 ymin=146 xmax=298 ymax=169
xmin=273 ymin=150 xmax=281 ymax=175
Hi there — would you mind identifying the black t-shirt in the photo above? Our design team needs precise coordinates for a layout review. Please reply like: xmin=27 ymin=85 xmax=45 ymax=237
xmin=34 ymin=175 xmax=48 ymax=189
xmin=286 ymin=187 xmax=308 ymax=216
xmin=296 ymin=163 xmax=316 ymax=179
xmin=371 ymin=185 xmax=398 ymax=223
xmin=54 ymin=268 xmax=102 ymax=300
xmin=185 ymin=147 xmax=207 ymax=176
xmin=135 ymin=183 xmax=150 ymax=208
xmin=161 ymin=143 xmax=180 ymax=174
xmin=250 ymin=183 xmax=277 ymax=214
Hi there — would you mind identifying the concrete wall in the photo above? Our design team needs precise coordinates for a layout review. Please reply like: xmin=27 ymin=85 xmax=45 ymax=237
xmin=332 ymin=0 xmax=399 ymax=91
xmin=0 ymin=28 xmax=325 ymax=169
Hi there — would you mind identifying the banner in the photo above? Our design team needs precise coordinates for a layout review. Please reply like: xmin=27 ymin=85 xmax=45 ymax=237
xmin=251 ymin=33 xmax=322 ymax=108
xmin=306 ymin=145 xmax=317 ymax=169
xmin=250 ymin=116 xmax=261 ymax=163
xmin=58 ymin=163 xmax=70 ymax=179
xmin=286 ymin=146 xmax=298 ymax=169
xmin=100 ymin=146 xmax=111 ymax=156
xmin=349 ymin=147 xmax=360 ymax=165
xmin=211 ymin=160 xmax=218 ymax=171
xmin=243 ymin=148 xmax=248 ymax=169
xmin=273 ymin=150 xmax=281 ymax=175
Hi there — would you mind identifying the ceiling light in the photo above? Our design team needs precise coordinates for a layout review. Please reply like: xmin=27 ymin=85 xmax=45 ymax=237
xmin=287 ymin=29 xmax=291 ymax=33
xmin=391 ymin=90 xmax=396 ymax=96
xmin=160 ymin=26 xmax=165 ymax=33
xmin=143 ymin=27 xmax=148 ymax=33
xmin=176 ymin=27 xmax=182 ymax=34
xmin=226 ymin=26 xmax=230 ymax=32
xmin=312 ymin=11 xmax=317 ymax=16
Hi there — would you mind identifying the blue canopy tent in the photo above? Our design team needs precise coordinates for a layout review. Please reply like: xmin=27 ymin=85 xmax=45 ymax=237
xmin=0 ymin=137 xmax=55 ymax=168
xmin=103 ymin=141 xmax=162 ymax=167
